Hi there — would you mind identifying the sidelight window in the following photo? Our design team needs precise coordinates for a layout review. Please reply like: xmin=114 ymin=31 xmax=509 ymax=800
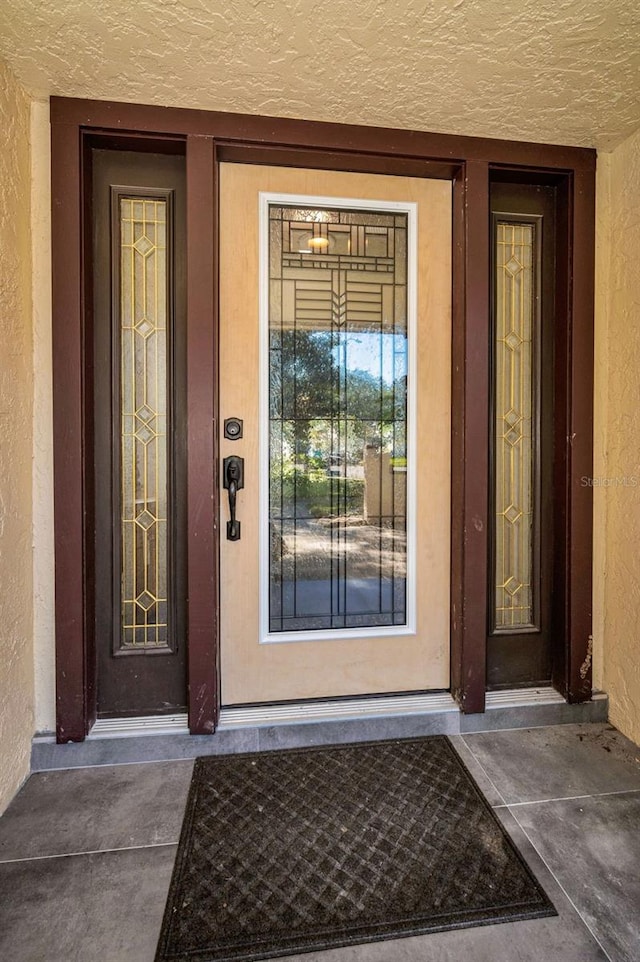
xmin=492 ymin=216 xmax=541 ymax=632
xmin=116 ymin=192 xmax=173 ymax=652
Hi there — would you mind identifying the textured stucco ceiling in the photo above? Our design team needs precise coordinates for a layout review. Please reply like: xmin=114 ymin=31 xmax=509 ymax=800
xmin=0 ymin=0 xmax=638 ymax=149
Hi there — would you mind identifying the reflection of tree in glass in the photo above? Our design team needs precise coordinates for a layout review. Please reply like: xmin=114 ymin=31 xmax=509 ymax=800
xmin=274 ymin=330 xmax=336 ymax=423
xmin=271 ymin=328 xmax=402 ymax=465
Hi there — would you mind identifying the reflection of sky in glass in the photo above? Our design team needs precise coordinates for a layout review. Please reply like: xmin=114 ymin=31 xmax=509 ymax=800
xmin=332 ymin=332 xmax=407 ymax=385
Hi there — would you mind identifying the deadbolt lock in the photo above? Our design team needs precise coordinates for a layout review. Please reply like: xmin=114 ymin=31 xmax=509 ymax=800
xmin=224 ymin=417 xmax=243 ymax=441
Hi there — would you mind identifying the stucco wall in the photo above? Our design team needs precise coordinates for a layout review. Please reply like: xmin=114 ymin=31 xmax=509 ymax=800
xmin=595 ymin=126 xmax=640 ymax=745
xmin=0 ymin=59 xmax=34 ymax=812
xmin=31 ymin=100 xmax=56 ymax=735
xmin=1 ymin=1 xmax=639 ymax=151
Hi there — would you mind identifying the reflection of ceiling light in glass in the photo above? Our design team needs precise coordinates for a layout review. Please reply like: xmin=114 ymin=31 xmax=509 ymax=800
xmin=307 ymin=236 xmax=329 ymax=251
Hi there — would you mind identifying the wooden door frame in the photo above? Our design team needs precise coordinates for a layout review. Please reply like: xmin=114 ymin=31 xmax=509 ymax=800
xmin=50 ymin=97 xmax=595 ymax=741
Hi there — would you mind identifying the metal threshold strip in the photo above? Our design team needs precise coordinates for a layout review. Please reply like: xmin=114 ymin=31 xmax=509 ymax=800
xmin=89 ymin=714 xmax=189 ymax=739
xmin=217 ymin=692 xmax=458 ymax=729
xmin=82 ymin=687 xmax=581 ymax=739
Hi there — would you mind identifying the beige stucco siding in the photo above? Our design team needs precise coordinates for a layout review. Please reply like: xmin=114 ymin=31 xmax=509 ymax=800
xmin=595 ymin=127 xmax=640 ymax=745
xmin=31 ymin=99 xmax=56 ymax=736
xmin=0 ymin=1 xmax=638 ymax=151
xmin=0 ymin=58 xmax=34 ymax=812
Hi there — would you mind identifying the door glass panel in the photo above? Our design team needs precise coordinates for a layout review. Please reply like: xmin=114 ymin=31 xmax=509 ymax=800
xmin=493 ymin=220 xmax=535 ymax=629
xmin=119 ymin=195 xmax=170 ymax=650
xmin=266 ymin=201 xmax=412 ymax=635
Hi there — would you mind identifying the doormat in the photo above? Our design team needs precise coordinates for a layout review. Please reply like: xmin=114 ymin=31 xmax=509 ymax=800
xmin=156 ymin=736 xmax=556 ymax=962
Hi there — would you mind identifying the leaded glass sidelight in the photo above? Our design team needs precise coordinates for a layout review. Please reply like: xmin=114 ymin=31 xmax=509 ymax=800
xmin=265 ymin=198 xmax=414 ymax=636
xmin=493 ymin=220 xmax=537 ymax=630
xmin=118 ymin=195 xmax=171 ymax=651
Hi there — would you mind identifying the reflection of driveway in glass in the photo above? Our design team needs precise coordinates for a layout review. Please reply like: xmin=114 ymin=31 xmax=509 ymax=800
xmin=276 ymin=515 xmax=406 ymax=583
xmin=270 ymin=575 xmax=404 ymax=630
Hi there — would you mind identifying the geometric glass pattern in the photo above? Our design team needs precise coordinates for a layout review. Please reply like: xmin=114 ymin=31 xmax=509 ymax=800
xmin=494 ymin=221 xmax=535 ymax=628
xmin=119 ymin=197 xmax=169 ymax=649
xmin=268 ymin=203 xmax=409 ymax=633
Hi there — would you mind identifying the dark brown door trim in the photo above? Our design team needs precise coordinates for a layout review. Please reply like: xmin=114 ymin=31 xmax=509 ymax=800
xmin=52 ymin=121 xmax=90 ymax=742
xmin=557 ymin=168 xmax=596 ymax=702
xmin=185 ymin=136 xmax=219 ymax=733
xmin=450 ymin=161 xmax=491 ymax=714
xmin=51 ymin=97 xmax=595 ymax=741
xmin=50 ymin=97 xmax=595 ymax=171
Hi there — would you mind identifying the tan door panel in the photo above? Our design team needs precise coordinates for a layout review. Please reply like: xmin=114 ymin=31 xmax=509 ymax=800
xmin=220 ymin=164 xmax=451 ymax=705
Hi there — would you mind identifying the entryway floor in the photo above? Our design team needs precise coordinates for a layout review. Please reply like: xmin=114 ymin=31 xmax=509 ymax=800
xmin=1 ymin=722 xmax=639 ymax=961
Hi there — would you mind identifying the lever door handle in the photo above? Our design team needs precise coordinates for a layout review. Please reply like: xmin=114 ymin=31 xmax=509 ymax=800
xmin=223 ymin=456 xmax=244 ymax=541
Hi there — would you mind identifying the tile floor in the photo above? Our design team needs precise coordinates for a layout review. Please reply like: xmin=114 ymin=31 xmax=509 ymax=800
xmin=1 ymin=722 xmax=639 ymax=962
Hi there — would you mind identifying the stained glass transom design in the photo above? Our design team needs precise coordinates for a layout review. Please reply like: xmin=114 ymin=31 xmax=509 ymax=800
xmin=119 ymin=197 xmax=169 ymax=649
xmin=267 ymin=203 xmax=410 ymax=633
xmin=494 ymin=221 xmax=535 ymax=629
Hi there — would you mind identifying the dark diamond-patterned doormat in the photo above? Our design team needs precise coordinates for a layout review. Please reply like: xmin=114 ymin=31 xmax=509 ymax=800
xmin=156 ymin=736 xmax=555 ymax=962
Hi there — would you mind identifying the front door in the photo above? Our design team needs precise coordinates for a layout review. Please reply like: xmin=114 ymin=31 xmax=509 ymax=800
xmin=219 ymin=164 xmax=452 ymax=705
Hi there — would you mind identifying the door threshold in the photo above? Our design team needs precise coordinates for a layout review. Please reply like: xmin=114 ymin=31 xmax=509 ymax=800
xmin=485 ymin=687 xmax=566 ymax=708
xmin=88 ymin=714 xmax=189 ymax=739
xmin=218 ymin=691 xmax=458 ymax=729
xmin=30 ymin=689 xmax=608 ymax=772
xmin=217 ymin=686 xmax=603 ymax=728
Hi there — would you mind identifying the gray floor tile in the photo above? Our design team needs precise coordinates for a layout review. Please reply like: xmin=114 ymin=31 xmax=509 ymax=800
xmin=267 ymin=811 xmax=608 ymax=960
xmin=0 ymin=760 xmax=193 ymax=860
xmin=3 ymin=722 xmax=637 ymax=962
xmin=0 ymin=845 xmax=175 ymax=962
xmin=447 ymin=735 xmax=506 ymax=807
xmin=515 ymin=792 xmax=640 ymax=962
xmin=462 ymin=723 xmax=640 ymax=803
xmin=267 ymin=916 xmax=608 ymax=960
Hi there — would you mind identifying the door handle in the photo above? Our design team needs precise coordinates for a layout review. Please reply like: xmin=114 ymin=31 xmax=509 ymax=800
xmin=223 ymin=456 xmax=244 ymax=541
